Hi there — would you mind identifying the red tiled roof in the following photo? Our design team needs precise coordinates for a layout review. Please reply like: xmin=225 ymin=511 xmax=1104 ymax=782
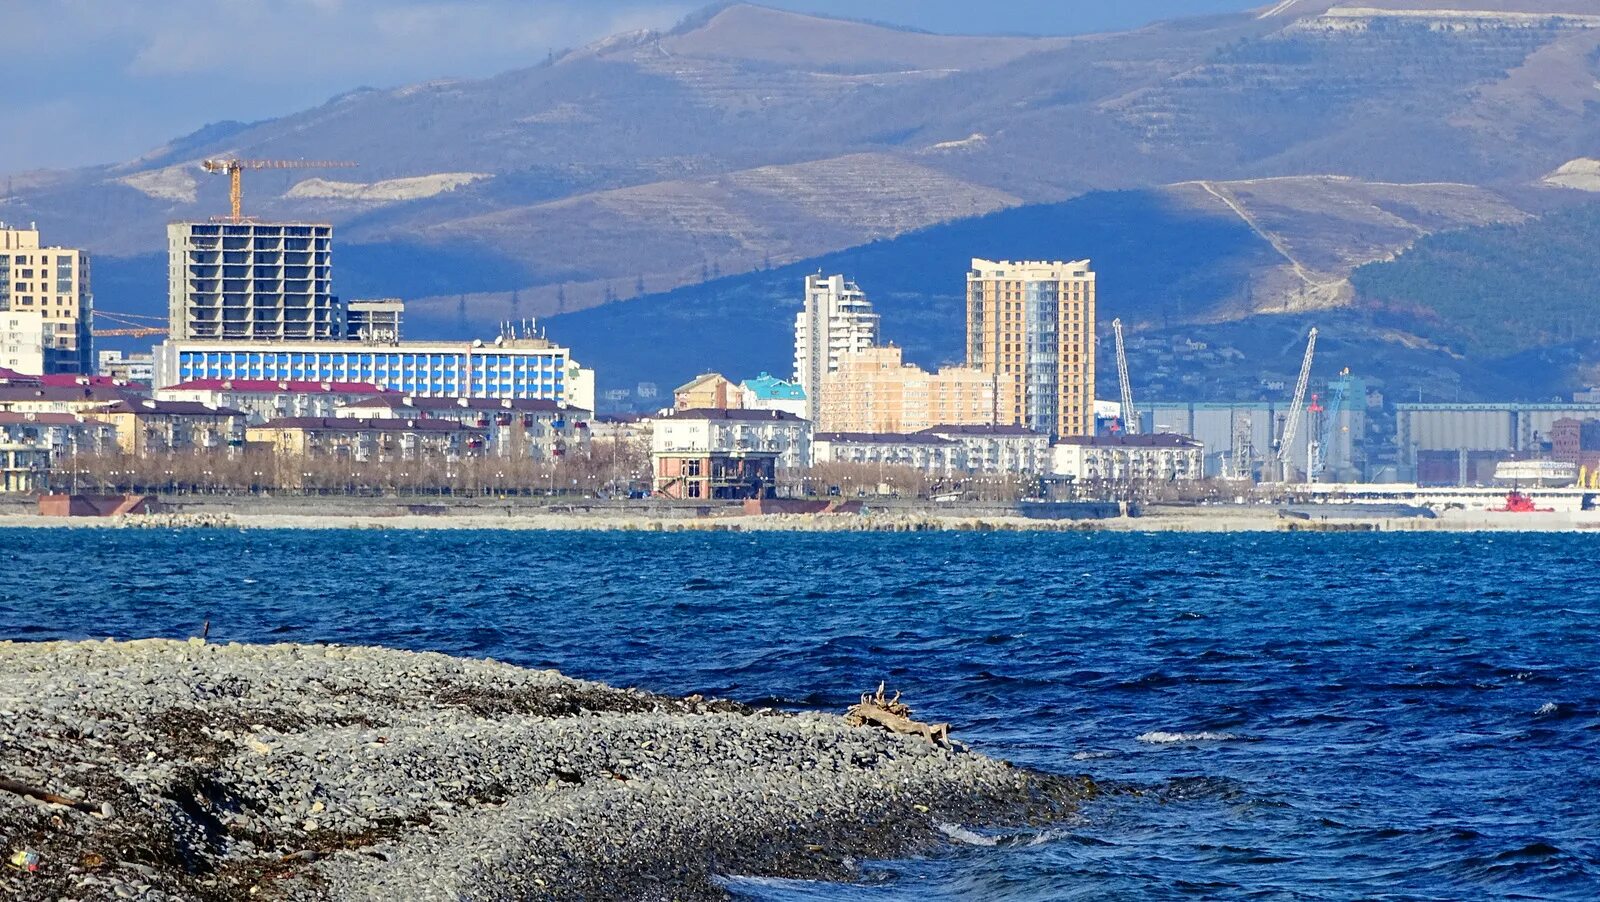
xmin=253 ymin=417 xmax=486 ymax=433
xmin=340 ymin=395 xmax=576 ymax=413
xmin=0 ymin=367 xmax=38 ymax=384
xmin=38 ymin=374 xmax=131 ymax=389
xmin=167 ymin=379 xmax=388 ymax=394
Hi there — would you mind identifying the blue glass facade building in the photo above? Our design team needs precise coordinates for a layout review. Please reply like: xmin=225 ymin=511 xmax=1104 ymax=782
xmin=154 ymin=341 xmax=575 ymax=402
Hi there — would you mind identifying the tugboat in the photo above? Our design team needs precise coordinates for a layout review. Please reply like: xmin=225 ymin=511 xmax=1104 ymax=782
xmin=1491 ymin=490 xmax=1554 ymax=513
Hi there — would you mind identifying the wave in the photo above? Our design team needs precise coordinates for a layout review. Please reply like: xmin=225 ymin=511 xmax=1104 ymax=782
xmin=938 ymin=823 xmax=1000 ymax=846
xmin=938 ymin=823 xmax=1085 ymax=848
xmin=1138 ymin=730 xmax=1238 ymax=743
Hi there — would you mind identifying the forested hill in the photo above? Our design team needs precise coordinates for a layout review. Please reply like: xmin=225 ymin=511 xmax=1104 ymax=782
xmin=1350 ymin=201 xmax=1600 ymax=357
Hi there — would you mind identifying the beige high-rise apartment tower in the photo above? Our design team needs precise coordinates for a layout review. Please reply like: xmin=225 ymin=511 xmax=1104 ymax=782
xmin=965 ymin=258 xmax=1096 ymax=437
xmin=0 ymin=223 xmax=93 ymax=375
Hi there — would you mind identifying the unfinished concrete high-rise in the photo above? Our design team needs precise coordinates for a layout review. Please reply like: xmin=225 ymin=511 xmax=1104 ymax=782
xmin=168 ymin=222 xmax=340 ymax=341
xmin=794 ymin=274 xmax=878 ymax=422
xmin=345 ymin=298 xmax=404 ymax=343
xmin=966 ymin=258 xmax=1097 ymax=438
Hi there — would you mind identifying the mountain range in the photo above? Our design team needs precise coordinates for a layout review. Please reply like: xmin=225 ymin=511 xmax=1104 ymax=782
xmin=6 ymin=0 xmax=1600 ymax=403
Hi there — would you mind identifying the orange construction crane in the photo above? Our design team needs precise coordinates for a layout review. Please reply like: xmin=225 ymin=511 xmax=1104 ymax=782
xmin=92 ymin=310 xmax=168 ymax=339
xmin=200 ymin=158 xmax=358 ymax=222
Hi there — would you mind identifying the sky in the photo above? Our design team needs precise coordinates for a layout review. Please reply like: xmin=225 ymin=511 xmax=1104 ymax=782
xmin=0 ymin=0 xmax=1253 ymax=174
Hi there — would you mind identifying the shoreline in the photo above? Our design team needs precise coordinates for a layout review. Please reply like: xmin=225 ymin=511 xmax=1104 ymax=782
xmin=0 ymin=502 xmax=1597 ymax=532
xmin=0 ymin=639 xmax=1094 ymax=901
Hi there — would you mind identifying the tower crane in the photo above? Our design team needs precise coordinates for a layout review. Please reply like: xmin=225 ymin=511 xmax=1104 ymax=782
xmin=1273 ymin=327 xmax=1317 ymax=483
xmin=91 ymin=310 xmax=167 ymax=339
xmin=200 ymin=159 xmax=358 ymax=223
xmin=1112 ymin=318 xmax=1139 ymax=435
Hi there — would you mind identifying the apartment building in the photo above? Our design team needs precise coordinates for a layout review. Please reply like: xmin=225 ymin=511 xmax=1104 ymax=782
xmin=794 ymin=274 xmax=879 ymax=422
xmin=345 ymin=298 xmax=404 ymax=343
xmin=155 ymin=379 xmax=387 ymax=425
xmin=589 ymin=415 xmax=652 ymax=460
xmin=1551 ymin=417 xmax=1600 ymax=477
xmin=922 ymin=424 xmax=1052 ymax=475
xmin=820 ymin=346 xmax=995 ymax=434
xmin=966 ymin=258 xmax=1096 ymax=437
xmin=651 ymin=408 xmax=811 ymax=498
xmin=812 ymin=432 xmax=963 ymax=477
xmin=168 ymin=221 xmax=338 ymax=341
xmin=0 ymin=223 xmax=93 ymax=375
xmin=87 ymin=399 xmax=245 ymax=455
xmin=741 ymin=372 xmax=807 ymax=418
xmin=246 ymin=417 xmax=487 ymax=464
xmin=98 ymin=350 xmax=155 ymax=383
xmin=674 ymin=373 xmax=742 ymax=411
xmin=1052 ymin=434 xmax=1205 ymax=482
xmin=337 ymin=395 xmax=591 ymax=461
xmin=0 ymin=412 xmax=118 ymax=492
xmin=153 ymin=336 xmax=594 ymax=408
xmin=0 ymin=382 xmax=137 ymax=416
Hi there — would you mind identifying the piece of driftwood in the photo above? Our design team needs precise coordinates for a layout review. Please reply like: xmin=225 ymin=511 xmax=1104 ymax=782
xmin=0 ymin=777 xmax=102 ymax=814
xmin=845 ymin=683 xmax=950 ymax=746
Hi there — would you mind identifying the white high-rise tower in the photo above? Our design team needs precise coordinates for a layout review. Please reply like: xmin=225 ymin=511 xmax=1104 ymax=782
xmin=794 ymin=273 xmax=879 ymax=422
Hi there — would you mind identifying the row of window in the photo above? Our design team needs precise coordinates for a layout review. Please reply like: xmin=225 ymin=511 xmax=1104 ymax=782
xmin=0 ymin=255 xmax=77 ymax=269
xmin=182 ymin=352 xmax=564 ymax=369
xmin=183 ymin=367 xmax=561 ymax=386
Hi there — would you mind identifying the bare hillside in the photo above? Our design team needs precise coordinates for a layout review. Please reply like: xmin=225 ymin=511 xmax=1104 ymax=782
xmin=1 ymin=0 xmax=1590 ymax=325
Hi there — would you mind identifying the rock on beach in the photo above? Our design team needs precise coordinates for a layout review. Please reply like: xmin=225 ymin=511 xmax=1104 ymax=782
xmin=0 ymin=639 xmax=1094 ymax=900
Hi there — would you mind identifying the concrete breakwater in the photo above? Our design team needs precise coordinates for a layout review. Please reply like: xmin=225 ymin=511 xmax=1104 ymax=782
xmin=0 ymin=640 xmax=1095 ymax=901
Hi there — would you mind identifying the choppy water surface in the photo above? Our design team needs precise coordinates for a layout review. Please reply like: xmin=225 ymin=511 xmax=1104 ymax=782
xmin=4 ymin=530 xmax=1597 ymax=900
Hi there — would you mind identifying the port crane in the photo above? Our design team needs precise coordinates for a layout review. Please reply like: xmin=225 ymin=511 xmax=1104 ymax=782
xmin=1273 ymin=327 xmax=1318 ymax=483
xmin=1308 ymin=370 xmax=1349 ymax=482
xmin=1226 ymin=413 xmax=1255 ymax=482
xmin=200 ymin=158 xmax=358 ymax=223
xmin=1112 ymin=318 xmax=1139 ymax=435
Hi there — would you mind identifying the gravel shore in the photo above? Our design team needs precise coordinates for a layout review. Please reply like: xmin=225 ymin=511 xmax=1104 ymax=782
xmin=0 ymin=640 xmax=1095 ymax=900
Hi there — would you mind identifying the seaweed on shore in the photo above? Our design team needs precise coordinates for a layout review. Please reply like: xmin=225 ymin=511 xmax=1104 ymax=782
xmin=0 ymin=640 xmax=1098 ymax=901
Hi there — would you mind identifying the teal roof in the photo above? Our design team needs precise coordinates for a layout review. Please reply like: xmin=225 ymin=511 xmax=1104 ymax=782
xmin=742 ymin=372 xmax=806 ymax=401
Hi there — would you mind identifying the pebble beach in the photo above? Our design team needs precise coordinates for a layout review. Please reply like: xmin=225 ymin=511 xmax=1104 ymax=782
xmin=0 ymin=639 xmax=1095 ymax=901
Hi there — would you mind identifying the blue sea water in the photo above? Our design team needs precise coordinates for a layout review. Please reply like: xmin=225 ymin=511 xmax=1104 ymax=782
xmin=3 ymin=529 xmax=1598 ymax=900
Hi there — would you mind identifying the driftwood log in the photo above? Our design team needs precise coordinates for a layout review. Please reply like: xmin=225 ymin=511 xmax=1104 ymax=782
xmin=0 ymin=777 xmax=103 ymax=815
xmin=845 ymin=683 xmax=950 ymax=746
